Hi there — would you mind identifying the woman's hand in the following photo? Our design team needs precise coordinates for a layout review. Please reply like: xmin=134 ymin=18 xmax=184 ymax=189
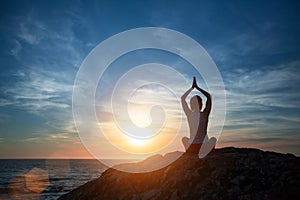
xmin=192 ymin=76 xmax=197 ymax=88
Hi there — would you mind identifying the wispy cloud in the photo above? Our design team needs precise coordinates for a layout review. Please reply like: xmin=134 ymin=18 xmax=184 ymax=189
xmin=2 ymin=67 xmax=73 ymax=112
xmin=1 ymin=1 xmax=299 ymax=157
xmin=17 ymin=13 xmax=47 ymax=45
xmin=0 ymin=138 xmax=5 ymax=143
xmin=0 ymin=99 xmax=13 ymax=107
xmin=24 ymin=132 xmax=78 ymax=144
xmin=225 ymin=61 xmax=300 ymax=112
xmin=1 ymin=10 xmax=89 ymax=140
xmin=10 ymin=40 xmax=22 ymax=57
xmin=220 ymin=60 xmax=300 ymax=154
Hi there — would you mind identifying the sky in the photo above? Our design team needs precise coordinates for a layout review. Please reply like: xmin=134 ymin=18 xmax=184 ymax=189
xmin=0 ymin=0 xmax=299 ymax=159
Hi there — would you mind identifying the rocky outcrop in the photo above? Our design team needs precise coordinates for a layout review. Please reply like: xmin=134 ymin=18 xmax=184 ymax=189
xmin=58 ymin=147 xmax=300 ymax=200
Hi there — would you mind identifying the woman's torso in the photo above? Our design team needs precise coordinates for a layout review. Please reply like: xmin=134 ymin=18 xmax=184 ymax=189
xmin=187 ymin=111 xmax=208 ymax=144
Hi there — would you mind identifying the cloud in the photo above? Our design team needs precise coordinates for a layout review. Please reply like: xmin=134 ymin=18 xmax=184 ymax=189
xmin=2 ymin=9 xmax=91 ymax=112
xmin=0 ymin=98 xmax=13 ymax=107
xmin=17 ymin=17 xmax=46 ymax=45
xmin=1 ymin=67 xmax=73 ymax=112
xmin=220 ymin=60 xmax=300 ymax=153
xmin=225 ymin=61 xmax=300 ymax=111
xmin=1 ymin=2 xmax=299 ymax=157
xmin=0 ymin=9 xmax=97 ymax=145
xmin=211 ymin=32 xmax=282 ymax=59
xmin=4 ymin=65 xmax=81 ymax=136
xmin=10 ymin=9 xmax=90 ymax=69
xmin=10 ymin=40 xmax=22 ymax=57
xmin=24 ymin=132 xmax=79 ymax=144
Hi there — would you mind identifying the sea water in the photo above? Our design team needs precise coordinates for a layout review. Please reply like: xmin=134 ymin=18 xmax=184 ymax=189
xmin=0 ymin=159 xmax=108 ymax=200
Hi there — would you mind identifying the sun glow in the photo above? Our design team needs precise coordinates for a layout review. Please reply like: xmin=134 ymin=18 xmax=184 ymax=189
xmin=96 ymin=81 xmax=183 ymax=155
xmin=130 ymin=137 xmax=150 ymax=146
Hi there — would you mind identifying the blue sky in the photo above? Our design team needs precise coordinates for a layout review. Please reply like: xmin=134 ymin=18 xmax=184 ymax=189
xmin=0 ymin=0 xmax=299 ymax=158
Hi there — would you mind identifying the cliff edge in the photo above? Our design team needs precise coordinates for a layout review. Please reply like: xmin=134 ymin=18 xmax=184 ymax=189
xmin=58 ymin=147 xmax=299 ymax=200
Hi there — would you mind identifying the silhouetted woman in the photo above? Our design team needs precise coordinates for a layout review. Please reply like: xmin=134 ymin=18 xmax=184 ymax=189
xmin=181 ymin=77 xmax=216 ymax=155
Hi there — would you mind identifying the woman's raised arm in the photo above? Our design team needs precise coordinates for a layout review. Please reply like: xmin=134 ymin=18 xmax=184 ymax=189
xmin=195 ymin=85 xmax=211 ymax=119
xmin=181 ymin=87 xmax=193 ymax=117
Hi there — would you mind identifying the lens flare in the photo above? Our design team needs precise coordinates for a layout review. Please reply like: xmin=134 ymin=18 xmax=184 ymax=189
xmin=72 ymin=27 xmax=226 ymax=173
xmin=130 ymin=138 xmax=150 ymax=146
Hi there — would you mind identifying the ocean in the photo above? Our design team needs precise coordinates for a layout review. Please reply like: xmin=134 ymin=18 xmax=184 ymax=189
xmin=0 ymin=159 xmax=109 ymax=200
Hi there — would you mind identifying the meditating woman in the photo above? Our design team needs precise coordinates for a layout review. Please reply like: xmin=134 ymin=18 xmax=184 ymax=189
xmin=181 ymin=77 xmax=216 ymax=156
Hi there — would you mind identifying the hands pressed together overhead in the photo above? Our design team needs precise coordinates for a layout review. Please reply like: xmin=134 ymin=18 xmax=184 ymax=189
xmin=192 ymin=76 xmax=199 ymax=89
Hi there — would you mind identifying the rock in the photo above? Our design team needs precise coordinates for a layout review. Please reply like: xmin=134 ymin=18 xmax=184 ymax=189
xmin=231 ymin=175 xmax=245 ymax=185
xmin=142 ymin=189 xmax=158 ymax=200
xmin=58 ymin=147 xmax=300 ymax=200
xmin=170 ymin=190 xmax=178 ymax=200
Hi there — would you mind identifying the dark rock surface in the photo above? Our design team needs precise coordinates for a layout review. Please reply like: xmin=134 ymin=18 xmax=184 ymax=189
xmin=58 ymin=147 xmax=300 ymax=200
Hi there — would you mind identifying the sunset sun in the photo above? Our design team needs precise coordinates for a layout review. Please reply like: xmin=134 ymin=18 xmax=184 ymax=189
xmin=129 ymin=137 xmax=150 ymax=146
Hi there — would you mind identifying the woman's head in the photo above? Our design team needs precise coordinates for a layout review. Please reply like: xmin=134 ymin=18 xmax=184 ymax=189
xmin=190 ymin=95 xmax=202 ymax=111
